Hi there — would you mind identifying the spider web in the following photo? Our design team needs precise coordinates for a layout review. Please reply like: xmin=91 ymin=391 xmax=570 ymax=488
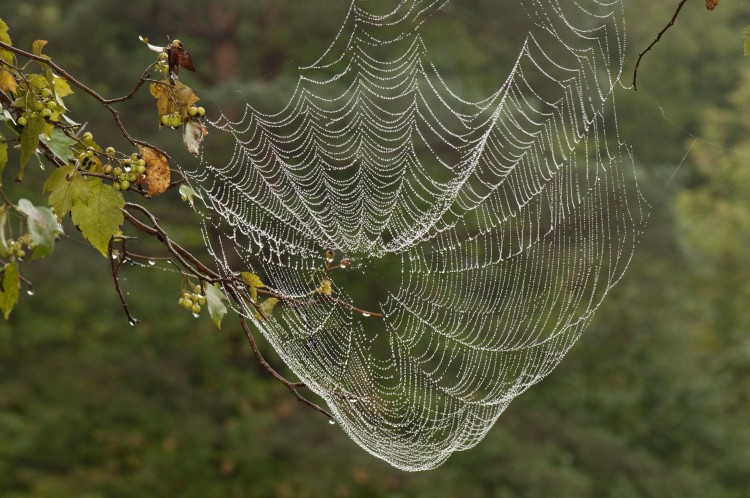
xmin=183 ymin=0 xmax=648 ymax=470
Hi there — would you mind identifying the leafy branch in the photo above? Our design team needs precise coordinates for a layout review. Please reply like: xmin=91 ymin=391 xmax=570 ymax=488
xmin=0 ymin=20 xmax=381 ymax=420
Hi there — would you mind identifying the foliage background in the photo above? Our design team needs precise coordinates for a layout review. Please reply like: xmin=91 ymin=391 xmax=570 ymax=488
xmin=2 ymin=1 xmax=750 ymax=496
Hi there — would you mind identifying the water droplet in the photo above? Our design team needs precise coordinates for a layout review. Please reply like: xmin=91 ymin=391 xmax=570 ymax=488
xmin=349 ymin=398 xmax=358 ymax=404
xmin=326 ymin=257 xmax=334 ymax=263
xmin=340 ymin=264 xmax=346 ymax=268
xmin=328 ymin=419 xmax=335 ymax=425
xmin=192 ymin=313 xmax=200 ymax=318
xmin=111 ymin=253 xmax=118 ymax=260
xmin=128 ymin=319 xmax=137 ymax=326
xmin=26 ymin=289 xmax=35 ymax=296
xmin=148 ymin=260 xmax=156 ymax=266
xmin=362 ymin=312 xmax=371 ymax=317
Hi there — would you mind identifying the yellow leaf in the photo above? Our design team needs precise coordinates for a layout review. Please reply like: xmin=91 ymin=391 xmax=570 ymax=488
xmin=53 ymin=76 xmax=73 ymax=98
xmin=32 ymin=39 xmax=48 ymax=57
xmin=149 ymin=81 xmax=172 ymax=118
xmin=317 ymin=278 xmax=333 ymax=296
xmin=0 ymin=70 xmax=17 ymax=94
xmin=139 ymin=145 xmax=171 ymax=196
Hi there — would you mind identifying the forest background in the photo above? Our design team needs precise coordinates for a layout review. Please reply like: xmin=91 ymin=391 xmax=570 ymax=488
xmin=2 ymin=1 xmax=750 ymax=497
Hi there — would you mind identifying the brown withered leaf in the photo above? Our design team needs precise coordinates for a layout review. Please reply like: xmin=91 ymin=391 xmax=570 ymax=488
xmin=706 ymin=0 xmax=718 ymax=10
xmin=0 ymin=70 xmax=17 ymax=94
xmin=173 ymin=81 xmax=199 ymax=111
xmin=139 ymin=145 xmax=171 ymax=196
xmin=168 ymin=44 xmax=195 ymax=84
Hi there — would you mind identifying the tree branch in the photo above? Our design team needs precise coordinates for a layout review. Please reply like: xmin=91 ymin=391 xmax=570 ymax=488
xmin=632 ymin=0 xmax=688 ymax=91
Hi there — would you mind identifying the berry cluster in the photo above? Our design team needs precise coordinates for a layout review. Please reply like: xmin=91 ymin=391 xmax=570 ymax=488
xmin=160 ymin=105 xmax=204 ymax=129
xmin=178 ymin=289 xmax=207 ymax=315
xmin=15 ymin=86 xmax=61 ymax=127
xmin=72 ymin=132 xmax=148 ymax=192
xmin=1 ymin=234 xmax=35 ymax=261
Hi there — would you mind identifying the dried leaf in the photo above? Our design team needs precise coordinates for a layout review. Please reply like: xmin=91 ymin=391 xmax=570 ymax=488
xmin=139 ymin=145 xmax=171 ymax=196
xmin=150 ymin=81 xmax=172 ymax=118
xmin=183 ymin=120 xmax=206 ymax=156
xmin=167 ymin=44 xmax=196 ymax=82
xmin=0 ymin=70 xmax=17 ymax=94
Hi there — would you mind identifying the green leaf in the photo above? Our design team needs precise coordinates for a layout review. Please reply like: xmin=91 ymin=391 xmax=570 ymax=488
xmin=255 ymin=297 xmax=279 ymax=321
xmin=241 ymin=272 xmax=264 ymax=288
xmin=0 ymin=261 xmax=19 ymax=320
xmin=178 ymin=184 xmax=201 ymax=208
xmin=19 ymin=115 xmax=46 ymax=178
xmin=0 ymin=131 xmax=7 ymax=185
xmin=52 ymin=75 xmax=73 ymax=98
xmin=40 ymin=128 xmax=76 ymax=164
xmin=744 ymin=26 xmax=750 ymax=56
xmin=43 ymin=164 xmax=89 ymax=218
xmin=17 ymin=198 xmax=63 ymax=260
xmin=71 ymin=180 xmax=124 ymax=256
xmin=203 ymin=282 xmax=228 ymax=330
xmin=0 ymin=18 xmax=14 ymax=65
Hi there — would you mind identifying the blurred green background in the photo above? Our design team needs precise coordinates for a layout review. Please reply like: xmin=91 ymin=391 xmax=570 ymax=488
xmin=2 ymin=1 xmax=750 ymax=496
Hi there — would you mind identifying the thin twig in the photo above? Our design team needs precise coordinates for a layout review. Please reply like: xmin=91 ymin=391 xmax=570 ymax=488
xmin=632 ymin=0 xmax=688 ymax=91
xmin=108 ymin=236 xmax=139 ymax=325
xmin=238 ymin=315 xmax=333 ymax=420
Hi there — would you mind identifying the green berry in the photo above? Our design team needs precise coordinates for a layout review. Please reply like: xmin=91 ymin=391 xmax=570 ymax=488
xmin=17 ymin=116 xmax=27 ymax=127
xmin=41 ymin=88 xmax=53 ymax=98
xmin=197 ymin=107 xmax=205 ymax=117
xmin=161 ymin=114 xmax=170 ymax=126
xmin=40 ymin=108 xmax=52 ymax=118
xmin=34 ymin=101 xmax=44 ymax=111
xmin=105 ymin=146 xmax=115 ymax=155
xmin=182 ymin=292 xmax=192 ymax=301
xmin=103 ymin=164 xmax=113 ymax=175
xmin=83 ymin=131 xmax=93 ymax=142
xmin=188 ymin=106 xmax=198 ymax=117
xmin=136 ymin=159 xmax=146 ymax=167
xmin=45 ymin=101 xmax=57 ymax=111
xmin=178 ymin=298 xmax=186 ymax=308
xmin=198 ymin=296 xmax=207 ymax=306
xmin=112 ymin=166 xmax=122 ymax=177
xmin=113 ymin=182 xmax=122 ymax=191
xmin=86 ymin=149 xmax=95 ymax=159
xmin=16 ymin=249 xmax=26 ymax=259
xmin=120 ymin=180 xmax=131 ymax=190
xmin=136 ymin=165 xmax=146 ymax=175
xmin=191 ymin=304 xmax=201 ymax=314
xmin=182 ymin=299 xmax=193 ymax=309
xmin=127 ymin=172 xmax=137 ymax=182
xmin=171 ymin=39 xmax=182 ymax=47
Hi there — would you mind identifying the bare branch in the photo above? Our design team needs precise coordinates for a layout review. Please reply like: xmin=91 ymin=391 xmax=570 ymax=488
xmin=632 ymin=0 xmax=688 ymax=91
